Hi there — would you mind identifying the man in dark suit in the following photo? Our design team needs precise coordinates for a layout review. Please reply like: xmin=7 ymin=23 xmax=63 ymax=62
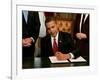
xmin=22 ymin=10 xmax=40 ymax=57
xmin=73 ymin=13 xmax=89 ymax=61
xmin=41 ymin=17 xmax=79 ymax=60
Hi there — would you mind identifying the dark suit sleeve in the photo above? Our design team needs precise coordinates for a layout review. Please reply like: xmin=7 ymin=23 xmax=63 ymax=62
xmin=40 ymin=35 xmax=54 ymax=57
xmin=68 ymin=34 xmax=80 ymax=59
xmin=73 ymin=14 xmax=81 ymax=40
xmin=59 ymin=32 xmax=80 ymax=58
xmin=40 ymin=37 xmax=46 ymax=57
xmin=28 ymin=11 xmax=40 ymax=43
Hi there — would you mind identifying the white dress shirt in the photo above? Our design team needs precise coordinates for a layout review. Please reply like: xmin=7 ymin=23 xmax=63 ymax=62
xmin=51 ymin=32 xmax=59 ymax=47
xmin=79 ymin=14 xmax=89 ymax=33
xmin=22 ymin=10 xmax=28 ymax=23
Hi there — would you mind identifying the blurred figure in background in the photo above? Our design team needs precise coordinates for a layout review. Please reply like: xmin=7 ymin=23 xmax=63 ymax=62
xmin=73 ymin=13 xmax=89 ymax=62
xmin=22 ymin=11 xmax=40 ymax=58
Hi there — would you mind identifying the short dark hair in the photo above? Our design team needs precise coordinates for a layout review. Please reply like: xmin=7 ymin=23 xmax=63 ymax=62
xmin=45 ymin=17 xmax=56 ymax=24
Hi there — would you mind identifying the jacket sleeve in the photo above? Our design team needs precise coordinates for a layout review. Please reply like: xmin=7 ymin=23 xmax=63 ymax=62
xmin=29 ymin=11 xmax=41 ymax=43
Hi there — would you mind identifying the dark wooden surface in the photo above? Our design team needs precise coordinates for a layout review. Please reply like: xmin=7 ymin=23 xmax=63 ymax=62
xmin=22 ymin=56 xmax=89 ymax=69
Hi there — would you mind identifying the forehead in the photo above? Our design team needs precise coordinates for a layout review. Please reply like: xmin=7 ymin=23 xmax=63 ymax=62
xmin=46 ymin=21 xmax=56 ymax=26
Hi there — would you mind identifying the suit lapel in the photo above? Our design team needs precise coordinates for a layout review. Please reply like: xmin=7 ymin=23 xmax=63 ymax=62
xmin=58 ymin=32 xmax=63 ymax=51
xmin=27 ymin=11 xmax=30 ymax=25
xmin=81 ymin=14 xmax=89 ymax=33
xmin=47 ymin=35 xmax=54 ymax=55
xmin=22 ymin=12 xmax=26 ymax=24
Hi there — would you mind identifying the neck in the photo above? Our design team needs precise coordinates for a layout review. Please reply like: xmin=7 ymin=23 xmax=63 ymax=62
xmin=51 ymin=32 xmax=59 ymax=38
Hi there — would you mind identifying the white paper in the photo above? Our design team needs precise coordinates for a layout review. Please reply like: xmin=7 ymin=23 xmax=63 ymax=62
xmin=49 ymin=56 xmax=87 ymax=63
xmin=49 ymin=56 xmax=69 ymax=63
xmin=69 ymin=56 xmax=87 ymax=62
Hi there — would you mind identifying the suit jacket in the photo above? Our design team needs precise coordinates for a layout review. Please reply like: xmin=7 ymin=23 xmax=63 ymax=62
xmin=73 ymin=14 xmax=89 ymax=60
xmin=22 ymin=11 xmax=40 ymax=57
xmin=22 ymin=11 xmax=40 ymax=43
xmin=41 ymin=32 xmax=79 ymax=58
xmin=74 ymin=14 xmax=89 ymax=42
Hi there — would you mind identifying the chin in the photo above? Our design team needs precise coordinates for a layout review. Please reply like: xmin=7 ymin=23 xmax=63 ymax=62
xmin=51 ymin=33 xmax=56 ymax=37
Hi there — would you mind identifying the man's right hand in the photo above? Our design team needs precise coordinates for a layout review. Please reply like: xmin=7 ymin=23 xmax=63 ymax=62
xmin=76 ymin=33 xmax=87 ymax=40
xmin=22 ymin=38 xmax=32 ymax=47
xmin=55 ymin=52 xmax=71 ymax=60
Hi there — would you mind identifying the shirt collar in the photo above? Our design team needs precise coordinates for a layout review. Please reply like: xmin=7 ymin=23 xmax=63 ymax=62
xmin=51 ymin=32 xmax=59 ymax=46
xmin=51 ymin=32 xmax=59 ymax=40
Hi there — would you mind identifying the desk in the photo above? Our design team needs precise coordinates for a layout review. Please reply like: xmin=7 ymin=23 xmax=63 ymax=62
xmin=22 ymin=56 xmax=89 ymax=69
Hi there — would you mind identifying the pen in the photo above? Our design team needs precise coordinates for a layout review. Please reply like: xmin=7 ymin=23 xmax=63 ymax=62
xmin=67 ymin=59 xmax=71 ymax=62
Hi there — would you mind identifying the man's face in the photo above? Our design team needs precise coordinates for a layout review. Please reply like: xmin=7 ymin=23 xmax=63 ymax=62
xmin=46 ymin=21 xmax=58 ymax=37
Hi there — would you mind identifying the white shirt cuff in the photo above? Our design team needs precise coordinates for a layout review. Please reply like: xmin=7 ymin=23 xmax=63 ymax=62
xmin=31 ymin=37 xmax=35 ymax=43
xmin=69 ymin=52 xmax=74 ymax=59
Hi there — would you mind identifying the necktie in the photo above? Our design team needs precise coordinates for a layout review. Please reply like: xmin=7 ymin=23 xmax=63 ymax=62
xmin=53 ymin=37 xmax=58 ymax=54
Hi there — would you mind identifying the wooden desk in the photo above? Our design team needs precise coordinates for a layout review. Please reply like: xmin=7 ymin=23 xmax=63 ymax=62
xmin=22 ymin=56 xmax=89 ymax=69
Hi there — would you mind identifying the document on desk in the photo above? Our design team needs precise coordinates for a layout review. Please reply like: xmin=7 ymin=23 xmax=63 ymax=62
xmin=49 ymin=56 xmax=69 ymax=63
xmin=69 ymin=56 xmax=87 ymax=62
xmin=49 ymin=56 xmax=87 ymax=63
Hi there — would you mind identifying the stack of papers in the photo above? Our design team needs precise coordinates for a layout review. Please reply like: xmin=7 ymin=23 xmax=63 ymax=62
xmin=49 ymin=56 xmax=87 ymax=63
xmin=49 ymin=56 xmax=69 ymax=63
xmin=69 ymin=56 xmax=87 ymax=62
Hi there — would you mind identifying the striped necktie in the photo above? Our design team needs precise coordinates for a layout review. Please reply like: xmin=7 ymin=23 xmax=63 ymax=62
xmin=52 ymin=37 xmax=58 ymax=54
